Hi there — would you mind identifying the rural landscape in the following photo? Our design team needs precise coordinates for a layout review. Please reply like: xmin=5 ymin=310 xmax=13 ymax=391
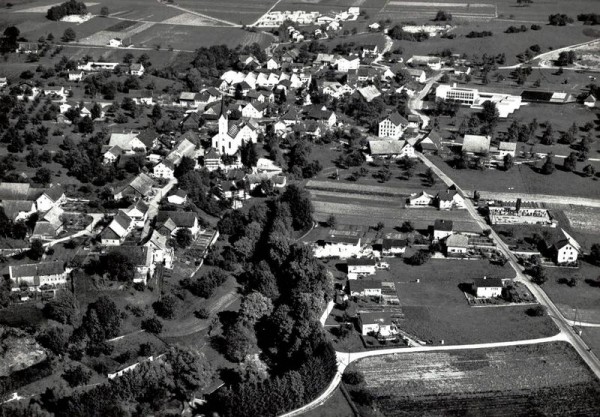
xmin=0 ymin=0 xmax=599 ymax=416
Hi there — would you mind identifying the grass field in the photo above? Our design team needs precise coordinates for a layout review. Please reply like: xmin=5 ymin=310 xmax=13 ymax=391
xmin=275 ymin=0 xmax=387 ymax=15
xmin=347 ymin=342 xmax=600 ymax=417
xmin=300 ymin=386 xmax=355 ymax=417
xmin=542 ymin=261 xmax=600 ymax=324
xmin=175 ymin=0 xmax=276 ymax=25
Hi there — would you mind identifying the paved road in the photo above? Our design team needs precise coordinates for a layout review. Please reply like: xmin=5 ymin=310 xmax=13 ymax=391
xmin=417 ymin=152 xmax=600 ymax=380
xmin=142 ymin=178 xmax=177 ymax=241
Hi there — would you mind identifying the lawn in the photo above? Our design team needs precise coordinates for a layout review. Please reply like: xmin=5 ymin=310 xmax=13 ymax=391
xmin=346 ymin=342 xmax=600 ymax=417
xmin=542 ymin=260 xmax=600 ymax=324
xmin=300 ymin=386 xmax=355 ymax=417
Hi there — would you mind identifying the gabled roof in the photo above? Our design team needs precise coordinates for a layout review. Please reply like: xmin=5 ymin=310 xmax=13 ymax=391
xmin=446 ymin=234 xmax=469 ymax=247
xmin=434 ymin=219 xmax=453 ymax=231
xmin=204 ymin=147 xmax=220 ymax=160
xmin=357 ymin=85 xmax=381 ymax=103
xmin=137 ymin=129 xmax=158 ymax=148
xmin=347 ymin=258 xmax=376 ymax=266
xmin=383 ymin=111 xmax=408 ymax=126
xmin=41 ymin=205 xmax=64 ymax=226
xmin=10 ymin=261 xmax=65 ymax=278
xmin=473 ymin=277 xmax=503 ymax=288
xmin=156 ymin=211 xmax=197 ymax=228
xmin=349 ymin=279 xmax=382 ymax=293
xmin=42 ymin=185 xmax=64 ymax=203
xmin=382 ymin=239 xmax=407 ymax=250
xmin=2 ymin=200 xmax=34 ymax=220
xmin=369 ymin=140 xmax=411 ymax=155
xmin=109 ymin=132 xmax=142 ymax=150
xmin=498 ymin=141 xmax=517 ymax=152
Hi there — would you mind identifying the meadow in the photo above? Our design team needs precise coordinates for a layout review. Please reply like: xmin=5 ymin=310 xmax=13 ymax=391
xmin=347 ymin=342 xmax=600 ymax=417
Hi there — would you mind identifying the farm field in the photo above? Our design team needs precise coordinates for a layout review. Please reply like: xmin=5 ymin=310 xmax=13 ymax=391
xmin=428 ymin=155 xmax=600 ymax=199
xmin=388 ymin=259 xmax=556 ymax=345
xmin=561 ymin=205 xmax=600 ymax=235
xmin=542 ymin=261 xmax=600 ymax=324
xmin=275 ymin=0 xmax=387 ymax=15
xmin=175 ymin=0 xmax=277 ymax=25
xmin=348 ymin=342 xmax=600 ymax=417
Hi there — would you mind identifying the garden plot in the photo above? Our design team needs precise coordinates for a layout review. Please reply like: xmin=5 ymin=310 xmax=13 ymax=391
xmin=349 ymin=343 xmax=600 ymax=417
xmin=79 ymin=21 xmax=154 ymax=46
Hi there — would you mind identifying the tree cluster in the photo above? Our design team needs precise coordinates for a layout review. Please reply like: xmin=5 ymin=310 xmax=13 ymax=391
xmin=46 ymin=0 xmax=87 ymax=21
xmin=548 ymin=14 xmax=574 ymax=26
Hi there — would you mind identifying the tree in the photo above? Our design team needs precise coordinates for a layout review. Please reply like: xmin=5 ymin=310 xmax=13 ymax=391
xmin=540 ymin=154 xmax=555 ymax=175
xmin=406 ymin=250 xmax=431 ymax=265
xmin=503 ymin=154 xmax=514 ymax=171
xmin=167 ymin=346 xmax=213 ymax=402
xmin=223 ymin=321 xmax=257 ymax=362
xmin=175 ymin=228 xmax=193 ymax=249
xmin=529 ymin=264 xmax=548 ymax=285
xmin=424 ymin=168 xmax=436 ymax=186
xmin=239 ymin=292 xmax=273 ymax=325
xmin=281 ymin=185 xmax=314 ymax=230
xmin=563 ymin=152 xmax=578 ymax=172
xmin=480 ymin=101 xmax=499 ymax=130
xmin=240 ymin=141 xmax=258 ymax=168
xmin=325 ymin=214 xmax=337 ymax=228
xmin=583 ymin=164 xmax=596 ymax=177
xmin=153 ymin=295 xmax=177 ymax=319
xmin=62 ymin=28 xmax=76 ymax=42
xmin=541 ymin=122 xmax=554 ymax=145
xmin=141 ymin=316 xmax=163 ymax=334
xmin=590 ymin=243 xmax=600 ymax=266
xmin=36 ymin=326 xmax=69 ymax=355
xmin=400 ymin=221 xmax=414 ymax=233
xmin=29 ymin=239 xmax=45 ymax=260
xmin=78 ymin=116 xmax=94 ymax=134
xmin=100 ymin=6 xmax=109 ymax=16
xmin=526 ymin=305 xmax=546 ymax=317
xmin=104 ymin=251 xmax=135 ymax=281
xmin=82 ymin=296 xmax=121 ymax=341
xmin=434 ymin=10 xmax=452 ymax=21
xmin=174 ymin=155 xmax=196 ymax=178
xmin=90 ymin=102 xmax=102 ymax=120
xmin=151 ymin=103 xmax=162 ymax=121
xmin=62 ymin=366 xmax=91 ymax=387
xmin=43 ymin=290 xmax=78 ymax=324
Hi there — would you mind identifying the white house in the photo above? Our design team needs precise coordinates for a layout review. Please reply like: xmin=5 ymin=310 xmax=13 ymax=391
xmin=9 ymin=261 xmax=67 ymax=291
xmin=552 ymin=230 xmax=581 ymax=264
xmin=314 ymin=235 xmax=361 ymax=259
xmin=108 ymin=38 xmax=123 ymax=47
xmin=378 ymin=112 xmax=408 ymax=139
xmin=409 ymin=191 xmax=434 ymax=207
xmin=473 ymin=277 xmax=503 ymax=298
xmin=241 ymin=102 xmax=266 ymax=119
xmin=36 ymin=185 xmax=65 ymax=212
xmin=145 ymin=232 xmax=174 ymax=269
xmin=68 ymin=71 xmax=84 ymax=82
xmin=108 ymin=132 xmax=147 ymax=153
xmin=381 ymin=239 xmax=407 ymax=257
xmin=336 ymin=56 xmax=360 ymax=72
xmin=358 ymin=312 xmax=398 ymax=338
xmin=122 ymin=200 xmax=150 ymax=228
xmin=266 ymin=58 xmax=280 ymax=70
xmin=433 ymin=219 xmax=453 ymax=241
xmin=0 ymin=77 xmax=7 ymax=88
xmin=130 ymin=63 xmax=144 ymax=77
xmin=167 ymin=189 xmax=188 ymax=205
xmin=435 ymin=189 xmax=466 ymax=210
xmin=156 ymin=211 xmax=201 ymax=238
xmin=347 ymin=258 xmax=376 ymax=280
xmin=348 ymin=280 xmax=382 ymax=297
xmin=446 ymin=234 xmax=469 ymax=255
xmin=101 ymin=211 xmax=134 ymax=246
xmin=153 ymin=160 xmax=175 ymax=179
xmin=369 ymin=140 xmax=415 ymax=159
xmin=584 ymin=94 xmax=597 ymax=108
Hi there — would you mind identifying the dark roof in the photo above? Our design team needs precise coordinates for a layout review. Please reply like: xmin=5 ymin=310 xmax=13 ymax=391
xmin=324 ymin=235 xmax=360 ymax=245
xmin=204 ymin=148 xmax=220 ymax=160
xmin=349 ymin=279 xmax=382 ymax=292
xmin=382 ymin=239 xmax=407 ymax=250
xmin=156 ymin=211 xmax=197 ymax=228
xmin=554 ymin=239 xmax=576 ymax=250
xmin=521 ymin=90 xmax=553 ymax=102
xmin=2 ymin=200 xmax=34 ymax=220
xmin=473 ymin=277 xmax=503 ymax=288
xmin=43 ymin=185 xmax=65 ymax=202
xmin=11 ymin=261 xmax=65 ymax=278
xmin=347 ymin=258 xmax=376 ymax=266
xmin=105 ymin=246 xmax=151 ymax=266
xmin=434 ymin=219 xmax=453 ymax=231
xmin=137 ymin=129 xmax=158 ymax=147
xmin=385 ymin=111 xmax=408 ymax=126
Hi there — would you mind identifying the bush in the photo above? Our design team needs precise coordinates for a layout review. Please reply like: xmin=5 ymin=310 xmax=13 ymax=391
xmin=526 ymin=305 xmax=546 ymax=317
xmin=342 ymin=370 xmax=365 ymax=385
xmin=194 ymin=307 xmax=210 ymax=319
xmin=62 ymin=365 xmax=91 ymax=387
xmin=153 ymin=295 xmax=177 ymax=319
xmin=141 ymin=316 xmax=163 ymax=334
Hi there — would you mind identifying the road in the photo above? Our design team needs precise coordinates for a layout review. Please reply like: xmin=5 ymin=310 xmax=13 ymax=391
xmin=142 ymin=178 xmax=177 ymax=241
xmin=499 ymin=38 xmax=600 ymax=70
xmin=417 ymin=152 xmax=600 ymax=380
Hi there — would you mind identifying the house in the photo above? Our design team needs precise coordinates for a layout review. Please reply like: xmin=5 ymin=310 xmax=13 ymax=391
xmin=108 ymin=132 xmax=147 ymax=153
xmin=446 ymin=234 xmax=469 ymax=255
xmin=241 ymin=102 xmax=267 ymax=119
xmin=122 ymin=200 xmax=149 ymax=228
xmin=369 ymin=140 xmax=415 ymax=159
xmin=156 ymin=211 xmax=201 ymax=237
xmin=408 ymin=55 xmax=442 ymax=70
xmin=313 ymin=235 xmax=361 ymax=259
xmin=347 ymin=258 xmax=376 ymax=279
xmin=77 ymin=61 xmax=119 ymax=72
xmin=418 ymin=131 xmax=442 ymax=154
xmin=361 ymin=44 xmax=379 ymax=57
xmin=0 ymin=77 xmax=6 ymax=88
xmin=35 ymin=185 xmax=65 ymax=212
xmin=435 ymin=189 xmax=466 ymax=210
xmin=336 ymin=56 xmax=360 ymax=72
xmin=378 ymin=112 xmax=408 ymax=139
xmin=129 ymin=89 xmax=154 ymax=106
xmin=492 ymin=141 xmax=517 ymax=160
xmin=103 ymin=145 xmax=123 ymax=165
xmin=108 ymin=38 xmax=123 ymax=47
xmin=17 ymin=42 xmax=38 ymax=54
xmin=462 ymin=134 xmax=491 ymax=155
xmin=473 ymin=277 xmax=504 ymax=298
xmin=357 ymin=85 xmax=381 ymax=103
xmin=407 ymin=68 xmax=426 ymax=84
xmin=306 ymin=107 xmax=337 ymax=126
xmin=358 ymin=312 xmax=398 ymax=338
xmin=130 ymin=63 xmax=144 ymax=77
xmin=145 ymin=231 xmax=174 ymax=269
xmin=584 ymin=94 xmax=596 ymax=108
xmin=114 ymin=173 xmax=154 ymax=200
xmin=407 ymin=115 xmax=421 ymax=129
xmin=246 ymin=173 xmax=287 ymax=193
xmin=409 ymin=191 xmax=434 ymax=207
xmin=42 ymin=86 xmax=68 ymax=101
xmin=203 ymin=148 xmax=222 ymax=171
xmin=369 ymin=22 xmax=381 ymax=31
xmin=348 ymin=280 xmax=382 ymax=297
xmin=433 ymin=219 xmax=453 ymax=241
xmin=552 ymin=230 xmax=581 ymax=264
xmin=31 ymin=206 xmax=65 ymax=240
xmin=68 ymin=71 xmax=84 ymax=82
xmin=153 ymin=160 xmax=175 ymax=179
xmin=381 ymin=239 xmax=407 ymax=257
xmin=101 ymin=211 xmax=134 ymax=246
xmin=2 ymin=200 xmax=36 ymax=221
xmin=9 ymin=261 xmax=67 ymax=291
xmin=266 ymin=58 xmax=280 ymax=70
xmin=167 ymin=189 xmax=188 ymax=205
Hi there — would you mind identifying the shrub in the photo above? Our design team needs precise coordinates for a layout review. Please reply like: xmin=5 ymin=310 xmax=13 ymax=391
xmin=526 ymin=305 xmax=546 ymax=317
xmin=342 ymin=370 xmax=365 ymax=385
xmin=141 ymin=316 xmax=163 ymax=334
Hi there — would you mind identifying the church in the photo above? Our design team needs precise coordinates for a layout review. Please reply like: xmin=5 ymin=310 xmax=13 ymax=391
xmin=211 ymin=109 xmax=259 ymax=156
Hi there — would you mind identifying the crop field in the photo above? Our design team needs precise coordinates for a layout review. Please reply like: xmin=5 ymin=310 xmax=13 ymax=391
xmin=79 ymin=21 xmax=154 ymax=45
xmin=348 ymin=342 xmax=600 ymax=417
xmin=563 ymin=206 xmax=600 ymax=234
xmin=175 ymin=0 xmax=276 ymax=25
xmin=275 ymin=0 xmax=387 ymax=15
xmin=380 ymin=1 xmax=497 ymax=20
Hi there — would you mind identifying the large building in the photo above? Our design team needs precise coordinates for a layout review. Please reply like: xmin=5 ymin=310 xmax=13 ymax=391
xmin=10 ymin=261 xmax=67 ymax=291
xmin=211 ymin=110 xmax=258 ymax=156
xmin=436 ymin=84 xmax=522 ymax=118
xmin=378 ymin=112 xmax=408 ymax=139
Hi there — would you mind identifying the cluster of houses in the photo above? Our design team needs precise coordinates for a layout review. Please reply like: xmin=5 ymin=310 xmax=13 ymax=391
xmin=255 ymin=6 xmax=360 ymax=27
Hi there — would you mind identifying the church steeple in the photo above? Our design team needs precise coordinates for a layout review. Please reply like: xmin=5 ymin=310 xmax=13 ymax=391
xmin=218 ymin=96 xmax=228 ymax=135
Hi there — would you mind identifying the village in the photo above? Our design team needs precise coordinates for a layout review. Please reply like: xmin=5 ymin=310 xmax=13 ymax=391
xmin=1 ymin=0 xmax=600 ymax=416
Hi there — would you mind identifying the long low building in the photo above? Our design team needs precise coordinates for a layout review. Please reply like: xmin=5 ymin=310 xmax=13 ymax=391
xmin=436 ymin=84 xmax=522 ymax=118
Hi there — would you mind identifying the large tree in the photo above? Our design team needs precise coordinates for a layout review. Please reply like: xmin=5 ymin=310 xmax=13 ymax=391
xmin=281 ymin=185 xmax=314 ymax=230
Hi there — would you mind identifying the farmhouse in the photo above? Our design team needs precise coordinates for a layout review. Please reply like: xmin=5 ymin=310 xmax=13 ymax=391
xmin=435 ymin=189 xmax=466 ymax=210
xmin=130 ymin=63 xmax=144 ymax=77
xmin=145 ymin=232 xmax=174 ymax=269
xmin=433 ymin=219 xmax=454 ymax=241
xmin=122 ymin=200 xmax=150 ymax=228
xmin=347 ymin=258 xmax=376 ymax=279
xmin=409 ymin=191 xmax=434 ymax=207
xmin=369 ymin=140 xmax=415 ymax=159
xmin=358 ymin=312 xmax=398 ymax=338
xmin=491 ymin=141 xmax=517 ymax=160
xmin=153 ymin=160 xmax=175 ymax=179
xmin=129 ymin=89 xmax=154 ymax=106
xmin=473 ymin=277 xmax=504 ymax=298
xmin=314 ymin=235 xmax=361 ymax=259
xmin=36 ymin=185 xmax=65 ymax=212
xmin=68 ymin=71 xmax=84 ymax=81
xmin=408 ymin=55 xmax=442 ymax=70
xmin=108 ymin=132 xmax=146 ymax=153
xmin=156 ymin=211 xmax=201 ymax=238
xmin=445 ymin=234 xmax=469 ymax=255
xmin=167 ymin=189 xmax=188 ymax=205
xmin=336 ymin=56 xmax=360 ymax=73
xmin=108 ymin=38 xmax=122 ymax=47
xmin=407 ymin=68 xmax=426 ymax=84
xmin=10 ymin=261 xmax=67 ymax=291
xmin=32 ymin=206 xmax=65 ymax=240
xmin=378 ymin=112 xmax=408 ymax=139
xmin=348 ymin=280 xmax=382 ymax=297
xmin=101 ymin=211 xmax=134 ymax=246
xmin=551 ymin=230 xmax=581 ymax=264
xmin=381 ymin=239 xmax=407 ymax=257
xmin=114 ymin=173 xmax=154 ymax=200
xmin=78 ymin=62 xmax=119 ymax=72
